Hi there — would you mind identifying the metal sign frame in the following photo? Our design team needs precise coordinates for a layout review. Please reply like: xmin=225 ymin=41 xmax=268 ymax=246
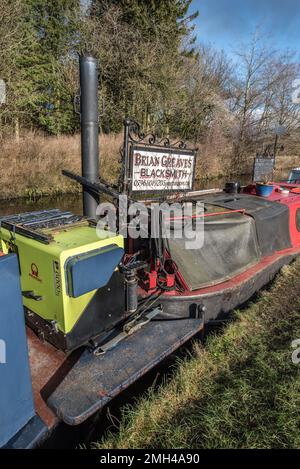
xmin=252 ymin=156 xmax=275 ymax=183
xmin=120 ymin=118 xmax=198 ymax=197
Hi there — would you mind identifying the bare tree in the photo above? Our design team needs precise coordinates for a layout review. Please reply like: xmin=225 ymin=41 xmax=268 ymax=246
xmin=229 ymin=31 xmax=277 ymax=166
xmin=269 ymin=59 xmax=300 ymax=156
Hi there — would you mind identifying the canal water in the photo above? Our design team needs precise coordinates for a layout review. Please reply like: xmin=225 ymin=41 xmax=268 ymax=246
xmin=0 ymin=175 xmax=248 ymax=216
xmin=0 ymin=171 xmax=290 ymax=217
xmin=0 ymin=193 xmax=83 ymax=217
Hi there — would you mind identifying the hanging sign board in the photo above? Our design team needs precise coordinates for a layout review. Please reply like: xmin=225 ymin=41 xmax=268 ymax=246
xmin=253 ymin=157 xmax=274 ymax=183
xmin=130 ymin=145 xmax=197 ymax=193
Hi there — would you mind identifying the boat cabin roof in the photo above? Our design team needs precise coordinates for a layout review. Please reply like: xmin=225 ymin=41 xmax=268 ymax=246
xmin=197 ymin=192 xmax=292 ymax=257
xmin=243 ymin=182 xmax=300 ymax=207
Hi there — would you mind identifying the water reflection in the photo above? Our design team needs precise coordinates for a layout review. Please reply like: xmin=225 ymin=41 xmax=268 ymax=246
xmin=0 ymin=170 xmax=290 ymax=217
xmin=0 ymin=194 xmax=82 ymax=217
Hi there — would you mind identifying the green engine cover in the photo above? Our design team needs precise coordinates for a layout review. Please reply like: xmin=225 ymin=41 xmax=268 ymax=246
xmin=0 ymin=214 xmax=124 ymax=337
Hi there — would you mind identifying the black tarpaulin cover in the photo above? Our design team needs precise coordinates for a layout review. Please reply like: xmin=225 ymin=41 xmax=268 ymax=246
xmin=202 ymin=194 xmax=292 ymax=256
xmin=168 ymin=211 xmax=261 ymax=291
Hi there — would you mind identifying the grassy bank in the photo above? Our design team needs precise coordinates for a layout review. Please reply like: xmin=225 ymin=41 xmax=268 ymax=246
xmin=94 ymin=259 xmax=300 ymax=449
xmin=1 ymin=134 xmax=300 ymax=200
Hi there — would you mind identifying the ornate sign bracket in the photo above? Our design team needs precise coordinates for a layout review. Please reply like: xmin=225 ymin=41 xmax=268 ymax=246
xmin=120 ymin=118 xmax=198 ymax=197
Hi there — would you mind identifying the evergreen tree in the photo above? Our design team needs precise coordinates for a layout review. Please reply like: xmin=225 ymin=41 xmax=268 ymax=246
xmin=86 ymin=0 xmax=198 ymax=133
xmin=19 ymin=0 xmax=80 ymax=135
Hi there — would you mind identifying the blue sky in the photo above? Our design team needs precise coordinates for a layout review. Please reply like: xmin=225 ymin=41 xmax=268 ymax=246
xmin=191 ymin=0 xmax=300 ymax=57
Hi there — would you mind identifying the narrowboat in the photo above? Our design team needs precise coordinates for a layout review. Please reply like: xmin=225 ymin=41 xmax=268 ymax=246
xmin=1 ymin=56 xmax=300 ymax=449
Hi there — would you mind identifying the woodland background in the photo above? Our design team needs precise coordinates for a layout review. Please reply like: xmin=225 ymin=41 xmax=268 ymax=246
xmin=1 ymin=0 xmax=300 ymax=198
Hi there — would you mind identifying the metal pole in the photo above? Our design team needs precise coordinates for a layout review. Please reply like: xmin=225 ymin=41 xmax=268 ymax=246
xmin=80 ymin=56 xmax=99 ymax=218
xmin=273 ymin=133 xmax=278 ymax=169
xmin=122 ymin=118 xmax=131 ymax=195
xmin=122 ymin=118 xmax=132 ymax=252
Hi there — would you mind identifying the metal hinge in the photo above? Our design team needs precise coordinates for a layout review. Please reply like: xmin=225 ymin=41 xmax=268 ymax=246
xmin=92 ymin=306 xmax=162 ymax=356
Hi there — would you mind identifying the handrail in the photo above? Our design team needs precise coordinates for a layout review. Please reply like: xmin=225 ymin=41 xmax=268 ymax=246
xmin=167 ymin=209 xmax=246 ymax=221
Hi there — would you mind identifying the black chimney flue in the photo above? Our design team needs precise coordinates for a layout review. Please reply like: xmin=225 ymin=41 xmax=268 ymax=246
xmin=79 ymin=56 xmax=99 ymax=218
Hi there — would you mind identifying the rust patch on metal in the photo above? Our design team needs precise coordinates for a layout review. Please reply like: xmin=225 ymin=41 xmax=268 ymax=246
xmin=98 ymin=387 xmax=107 ymax=398
xmin=27 ymin=327 xmax=65 ymax=429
